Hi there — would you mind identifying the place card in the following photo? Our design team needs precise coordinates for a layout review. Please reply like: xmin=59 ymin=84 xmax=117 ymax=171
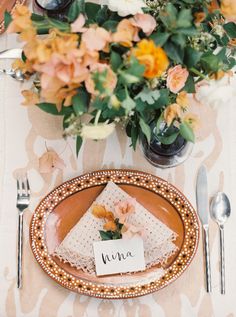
xmin=93 ymin=237 xmax=146 ymax=276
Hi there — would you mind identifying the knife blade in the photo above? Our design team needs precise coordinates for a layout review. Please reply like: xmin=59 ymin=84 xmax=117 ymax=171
xmin=0 ymin=48 xmax=23 ymax=59
xmin=196 ymin=165 xmax=212 ymax=293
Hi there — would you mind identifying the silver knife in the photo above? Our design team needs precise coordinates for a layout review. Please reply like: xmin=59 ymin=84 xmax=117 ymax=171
xmin=0 ymin=48 xmax=23 ymax=59
xmin=196 ymin=165 xmax=212 ymax=293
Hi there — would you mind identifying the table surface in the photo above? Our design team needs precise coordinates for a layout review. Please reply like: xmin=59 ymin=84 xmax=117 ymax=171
xmin=0 ymin=28 xmax=236 ymax=317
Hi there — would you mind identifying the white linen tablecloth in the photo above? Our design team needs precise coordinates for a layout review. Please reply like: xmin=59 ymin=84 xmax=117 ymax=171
xmin=0 ymin=32 xmax=236 ymax=317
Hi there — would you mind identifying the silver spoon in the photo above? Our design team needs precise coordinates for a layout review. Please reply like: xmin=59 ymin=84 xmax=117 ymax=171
xmin=210 ymin=192 xmax=231 ymax=294
xmin=0 ymin=68 xmax=25 ymax=82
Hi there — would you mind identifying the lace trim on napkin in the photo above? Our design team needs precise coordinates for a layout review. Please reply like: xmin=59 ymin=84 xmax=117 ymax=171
xmin=53 ymin=181 xmax=178 ymax=275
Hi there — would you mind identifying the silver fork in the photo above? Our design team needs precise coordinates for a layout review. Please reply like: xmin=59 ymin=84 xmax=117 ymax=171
xmin=16 ymin=176 xmax=30 ymax=289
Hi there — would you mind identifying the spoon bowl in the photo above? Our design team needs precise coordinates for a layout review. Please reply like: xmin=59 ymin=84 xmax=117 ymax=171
xmin=210 ymin=192 xmax=231 ymax=226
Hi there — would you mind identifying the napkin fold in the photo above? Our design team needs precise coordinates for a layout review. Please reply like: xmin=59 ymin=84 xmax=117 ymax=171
xmin=53 ymin=181 xmax=178 ymax=275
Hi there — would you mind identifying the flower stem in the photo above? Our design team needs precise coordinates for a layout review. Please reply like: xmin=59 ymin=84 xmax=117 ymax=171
xmin=95 ymin=110 xmax=102 ymax=125
xmin=190 ymin=67 xmax=208 ymax=80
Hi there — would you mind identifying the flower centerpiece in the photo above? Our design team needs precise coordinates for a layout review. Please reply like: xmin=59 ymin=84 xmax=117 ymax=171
xmin=5 ymin=0 xmax=236 ymax=163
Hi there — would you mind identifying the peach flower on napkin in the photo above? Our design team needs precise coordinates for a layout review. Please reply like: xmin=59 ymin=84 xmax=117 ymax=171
xmin=122 ymin=223 xmax=145 ymax=239
xmin=39 ymin=150 xmax=65 ymax=174
xmin=167 ymin=65 xmax=189 ymax=93
xmin=114 ymin=198 xmax=136 ymax=223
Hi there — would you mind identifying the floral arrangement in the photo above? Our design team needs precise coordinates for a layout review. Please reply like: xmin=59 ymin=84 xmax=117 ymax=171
xmin=5 ymin=0 xmax=236 ymax=154
xmin=92 ymin=198 xmax=143 ymax=240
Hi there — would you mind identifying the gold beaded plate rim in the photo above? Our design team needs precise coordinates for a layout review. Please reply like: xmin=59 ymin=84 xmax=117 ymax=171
xmin=0 ymin=0 xmax=26 ymax=34
xmin=30 ymin=169 xmax=200 ymax=299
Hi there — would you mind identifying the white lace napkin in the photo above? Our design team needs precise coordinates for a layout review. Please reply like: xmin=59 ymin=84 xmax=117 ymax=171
xmin=53 ymin=182 xmax=178 ymax=275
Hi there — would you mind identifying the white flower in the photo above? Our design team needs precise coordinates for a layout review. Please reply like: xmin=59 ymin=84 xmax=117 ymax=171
xmin=101 ymin=0 xmax=146 ymax=17
xmin=81 ymin=122 xmax=115 ymax=140
xmin=195 ymin=74 xmax=236 ymax=109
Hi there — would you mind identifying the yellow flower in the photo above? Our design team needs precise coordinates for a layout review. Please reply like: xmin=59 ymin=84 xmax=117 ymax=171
xmin=103 ymin=221 xmax=117 ymax=232
xmin=110 ymin=95 xmax=121 ymax=109
xmin=7 ymin=5 xmax=36 ymax=41
xmin=183 ymin=113 xmax=200 ymax=130
xmin=132 ymin=39 xmax=169 ymax=79
xmin=105 ymin=211 xmax=115 ymax=221
xmin=21 ymin=90 xmax=40 ymax=106
xmin=163 ymin=103 xmax=181 ymax=126
xmin=221 ymin=0 xmax=236 ymax=20
xmin=176 ymin=91 xmax=189 ymax=110
xmin=92 ymin=205 xmax=108 ymax=218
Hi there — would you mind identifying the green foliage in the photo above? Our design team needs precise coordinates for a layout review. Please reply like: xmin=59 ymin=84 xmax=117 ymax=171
xmin=179 ymin=122 xmax=195 ymax=142
xmin=223 ymin=22 xmax=236 ymax=39
xmin=139 ymin=118 xmax=151 ymax=144
xmin=76 ymin=135 xmax=83 ymax=156
xmin=4 ymin=11 xmax=12 ymax=29
xmin=72 ymin=89 xmax=90 ymax=115
xmin=68 ymin=0 xmax=85 ymax=22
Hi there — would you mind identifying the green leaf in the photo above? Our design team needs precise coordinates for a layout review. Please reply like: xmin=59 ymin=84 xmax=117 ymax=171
xmin=96 ymin=6 xmax=109 ymax=25
xmin=121 ymin=91 xmax=136 ymax=114
xmin=126 ymin=56 xmax=145 ymax=78
xmin=111 ymin=51 xmax=122 ymax=71
xmin=31 ymin=13 xmax=46 ymax=22
xmin=150 ymin=32 xmax=170 ymax=46
xmin=223 ymin=22 xmax=236 ymax=38
xmin=160 ymin=3 xmax=178 ymax=29
xmin=157 ymin=132 xmax=179 ymax=145
xmin=152 ymin=89 xmax=169 ymax=108
xmin=177 ymin=9 xmax=192 ymax=28
xmin=37 ymin=103 xmax=60 ymax=115
xmin=179 ymin=122 xmax=195 ymax=142
xmin=4 ymin=11 xmax=12 ymax=29
xmin=184 ymin=47 xmax=202 ymax=68
xmin=135 ymin=87 xmax=160 ymax=105
xmin=131 ymin=124 xmax=139 ymax=150
xmin=183 ymin=75 xmax=196 ymax=93
xmin=171 ymin=34 xmax=186 ymax=48
xmin=99 ymin=230 xmax=112 ymax=241
xmin=68 ymin=0 xmax=83 ymax=22
xmin=177 ymin=27 xmax=197 ymax=36
xmin=164 ymin=42 xmax=184 ymax=63
xmin=85 ymin=2 xmax=100 ymax=20
xmin=102 ymin=20 xmax=118 ymax=32
xmin=200 ymin=52 xmax=220 ymax=72
xmin=139 ymin=118 xmax=151 ymax=144
xmin=156 ymin=114 xmax=164 ymax=134
xmin=72 ymin=89 xmax=90 ymax=115
xmin=76 ymin=135 xmax=83 ymax=156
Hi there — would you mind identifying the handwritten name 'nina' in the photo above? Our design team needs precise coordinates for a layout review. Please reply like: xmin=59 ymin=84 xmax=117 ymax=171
xmin=102 ymin=251 xmax=135 ymax=265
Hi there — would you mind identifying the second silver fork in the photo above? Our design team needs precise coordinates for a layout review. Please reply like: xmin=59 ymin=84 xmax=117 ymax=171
xmin=16 ymin=176 xmax=30 ymax=289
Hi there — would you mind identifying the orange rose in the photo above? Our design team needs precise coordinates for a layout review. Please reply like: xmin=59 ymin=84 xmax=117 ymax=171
xmin=167 ymin=65 xmax=189 ymax=94
xmin=103 ymin=221 xmax=117 ymax=232
xmin=133 ymin=39 xmax=169 ymax=79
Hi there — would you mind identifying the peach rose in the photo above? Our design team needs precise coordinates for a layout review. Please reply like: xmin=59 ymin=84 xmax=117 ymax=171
xmin=85 ymin=63 xmax=117 ymax=95
xmin=221 ymin=0 xmax=236 ymax=21
xmin=71 ymin=14 xmax=87 ymax=33
xmin=167 ymin=65 xmax=189 ymax=94
xmin=82 ymin=26 xmax=111 ymax=51
xmin=130 ymin=13 xmax=157 ymax=37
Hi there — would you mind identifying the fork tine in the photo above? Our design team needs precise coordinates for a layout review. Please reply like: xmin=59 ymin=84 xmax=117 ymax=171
xmin=26 ymin=176 xmax=30 ymax=192
xmin=17 ymin=179 xmax=21 ymax=197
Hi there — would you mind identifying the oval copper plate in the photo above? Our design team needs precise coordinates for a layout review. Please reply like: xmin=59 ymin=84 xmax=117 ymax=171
xmin=30 ymin=169 xmax=200 ymax=299
xmin=0 ymin=0 xmax=26 ymax=34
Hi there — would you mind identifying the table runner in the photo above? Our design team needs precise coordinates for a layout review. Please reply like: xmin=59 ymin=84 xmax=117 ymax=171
xmin=0 ymin=31 xmax=236 ymax=317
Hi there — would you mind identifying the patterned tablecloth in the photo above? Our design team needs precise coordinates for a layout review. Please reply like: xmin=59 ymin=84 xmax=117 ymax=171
xmin=0 ymin=29 xmax=236 ymax=317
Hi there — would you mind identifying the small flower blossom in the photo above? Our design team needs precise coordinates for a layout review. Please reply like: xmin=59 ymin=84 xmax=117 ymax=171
xmin=167 ymin=65 xmax=189 ymax=94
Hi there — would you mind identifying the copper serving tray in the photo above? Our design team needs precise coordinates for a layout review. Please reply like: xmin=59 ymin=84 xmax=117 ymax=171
xmin=0 ymin=0 xmax=26 ymax=34
xmin=30 ymin=169 xmax=200 ymax=299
